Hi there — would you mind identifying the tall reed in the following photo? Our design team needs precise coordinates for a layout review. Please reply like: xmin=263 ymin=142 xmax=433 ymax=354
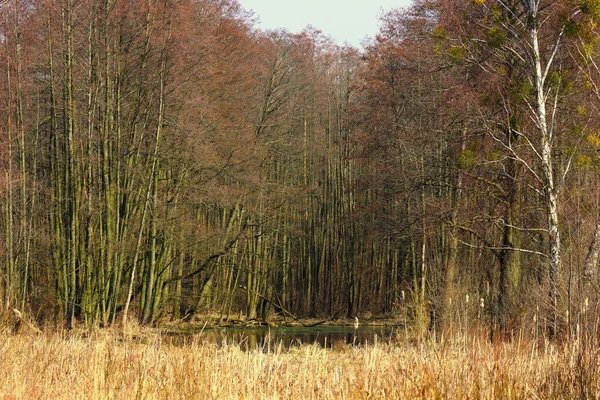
xmin=0 ymin=329 xmax=597 ymax=399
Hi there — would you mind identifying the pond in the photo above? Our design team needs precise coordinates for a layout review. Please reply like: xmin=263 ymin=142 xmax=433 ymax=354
xmin=164 ymin=324 xmax=405 ymax=350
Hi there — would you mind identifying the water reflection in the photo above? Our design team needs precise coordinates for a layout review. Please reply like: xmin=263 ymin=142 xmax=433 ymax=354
xmin=165 ymin=325 xmax=401 ymax=351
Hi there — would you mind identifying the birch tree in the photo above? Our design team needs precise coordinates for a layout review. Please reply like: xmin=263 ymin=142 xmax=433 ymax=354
xmin=439 ymin=0 xmax=600 ymax=335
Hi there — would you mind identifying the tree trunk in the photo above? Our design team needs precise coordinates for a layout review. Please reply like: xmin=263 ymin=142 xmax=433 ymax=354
xmin=530 ymin=9 xmax=561 ymax=336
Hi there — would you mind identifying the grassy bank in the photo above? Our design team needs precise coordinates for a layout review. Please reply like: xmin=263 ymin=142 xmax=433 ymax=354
xmin=0 ymin=330 xmax=598 ymax=399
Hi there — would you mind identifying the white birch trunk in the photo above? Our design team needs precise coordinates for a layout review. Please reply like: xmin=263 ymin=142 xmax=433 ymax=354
xmin=529 ymin=1 xmax=561 ymax=335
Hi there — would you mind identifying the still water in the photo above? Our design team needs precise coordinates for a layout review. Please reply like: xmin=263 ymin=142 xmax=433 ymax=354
xmin=164 ymin=325 xmax=402 ymax=350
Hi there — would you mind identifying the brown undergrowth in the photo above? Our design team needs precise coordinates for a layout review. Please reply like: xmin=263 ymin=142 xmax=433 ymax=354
xmin=0 ymin=327 xmax=598 ymax=399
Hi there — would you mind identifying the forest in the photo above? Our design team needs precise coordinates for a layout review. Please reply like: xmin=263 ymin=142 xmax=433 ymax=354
xmin=2 ymin=0 xmax=600 ymax=339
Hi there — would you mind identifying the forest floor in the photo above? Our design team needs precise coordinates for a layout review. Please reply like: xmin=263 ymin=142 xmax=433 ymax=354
xmin=0 ymin=325 xmax=598 ymax=399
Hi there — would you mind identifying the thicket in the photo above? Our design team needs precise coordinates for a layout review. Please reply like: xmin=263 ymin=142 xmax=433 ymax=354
xmin=1 ymin=0 xmax=600 ymax=339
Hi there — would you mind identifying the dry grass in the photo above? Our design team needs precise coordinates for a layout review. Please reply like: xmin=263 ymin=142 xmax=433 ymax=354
xmin=0 ymin=329 xmax=598 ymax=399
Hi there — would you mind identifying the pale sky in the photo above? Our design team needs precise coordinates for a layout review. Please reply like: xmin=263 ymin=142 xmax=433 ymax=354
xmin=238 ymin=0 xmax=414 ymax=47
